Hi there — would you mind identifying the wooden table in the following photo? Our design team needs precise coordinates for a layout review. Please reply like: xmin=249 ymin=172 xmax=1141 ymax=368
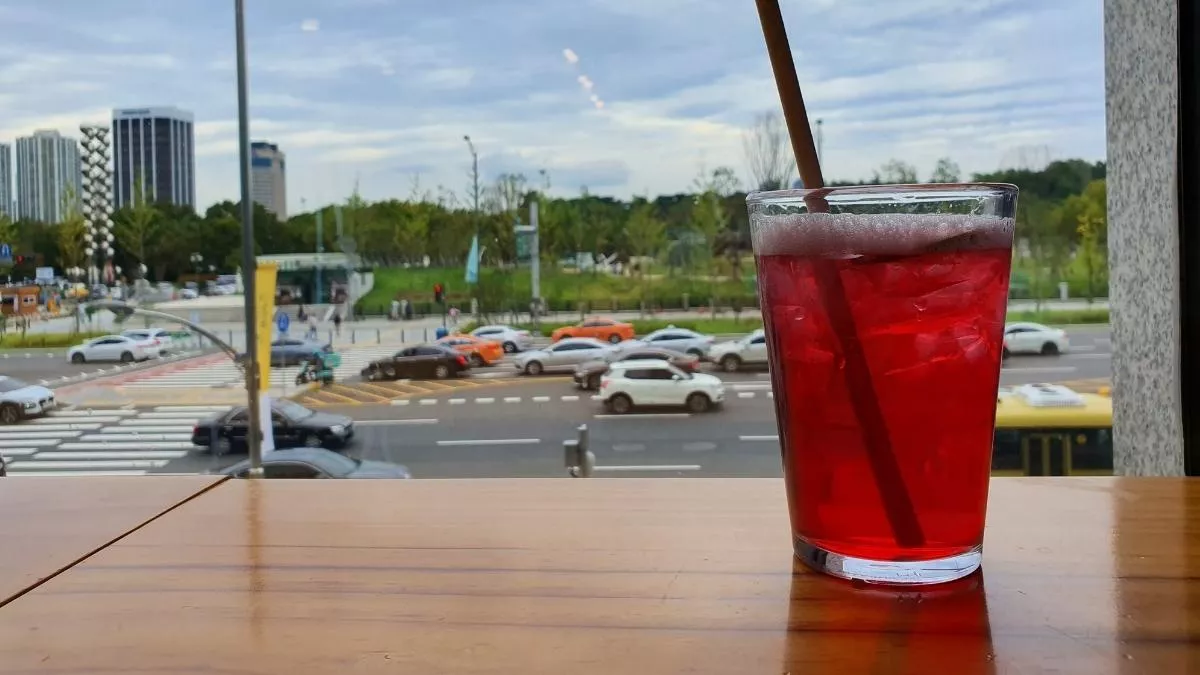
xmin=1 ymin=477 xmax=1198 ymax=673
xmin=0 ymin=476 xmax=222 ymax=606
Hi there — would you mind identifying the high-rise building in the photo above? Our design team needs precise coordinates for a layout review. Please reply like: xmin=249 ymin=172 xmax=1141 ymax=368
xmin=15 ymin=130 xmax=82 ymax=224
xmin=111 ymin=106 xmax=195 ymax=209
xmin=0 ymin=143 xmax=11 ymax=219
xmin=250 ymin=141 xmax=287 ymax=219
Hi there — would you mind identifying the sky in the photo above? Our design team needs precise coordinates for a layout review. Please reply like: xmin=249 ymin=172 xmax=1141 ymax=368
xmin=0 ymin=0 xmax=1105 ymax=214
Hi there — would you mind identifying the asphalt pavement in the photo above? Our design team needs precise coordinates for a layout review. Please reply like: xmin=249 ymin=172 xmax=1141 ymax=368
xmin=0 ymin=348 xmax=214 ymax=386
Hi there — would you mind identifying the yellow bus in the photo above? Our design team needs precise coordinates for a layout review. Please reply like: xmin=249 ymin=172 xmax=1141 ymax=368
xmin=992 ymin=384 xmax=1113 ymax=476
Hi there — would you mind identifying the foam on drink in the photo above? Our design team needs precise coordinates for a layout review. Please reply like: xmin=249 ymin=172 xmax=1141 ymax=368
xmin=751 ymin=212 xmax=1015 ymax=258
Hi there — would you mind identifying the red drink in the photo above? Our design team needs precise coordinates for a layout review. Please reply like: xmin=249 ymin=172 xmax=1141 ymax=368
xmin=751 ymin=203 xmax=1015 ymax=583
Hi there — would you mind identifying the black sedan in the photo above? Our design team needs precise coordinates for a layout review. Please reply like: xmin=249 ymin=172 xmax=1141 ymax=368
xmin=220 ymin=448 xmax=411 ymax=479
xmin=361 ymin=344 xmax=470 ymax=381
xmin=192 ymin=400 xmax=354 ymax=455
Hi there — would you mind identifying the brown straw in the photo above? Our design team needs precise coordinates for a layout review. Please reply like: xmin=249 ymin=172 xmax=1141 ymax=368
xmin=754 ymin=0 xmax=925 ymax=548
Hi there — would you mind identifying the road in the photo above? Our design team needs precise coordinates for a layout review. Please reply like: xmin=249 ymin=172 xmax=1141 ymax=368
xmin=0 ymin=325 xmax=1112 ymax=478
xmin=0 ymin=348 xmax=213 ymax=386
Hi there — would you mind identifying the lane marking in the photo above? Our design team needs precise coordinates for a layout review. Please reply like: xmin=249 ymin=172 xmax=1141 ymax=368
xmin=1000 ymin=366 xmax=1076 ymax=374
xmin=418 ymin=399 xmax=437 ymax=406
xmin=504 ymin=397 xmax=521 ymax=403
xmin=737 ymin=392 xmax=756 ymax=399
xmin=390 ymin=400 xmax=410 ymax=406
xmin=740 ymin=435 xmax=779 ymax=442
xmin=532 ymin=396 xmax=550 ymax=402
xmin=449 ymin=398 xmax=466 ymax=405
xmin=561 ymin=395 xmax=580 ymax=402
xmin=477 ymin=397 xmax=495 ymax=404
xmin=593 ymin=465 xmax=702 ymax=472
xmin=354 ymin=419 xmax=438 ymax=426
xmin=731 ymin=383 xmax=772 ymax=391
xmin=436 ymin=438 xmax=541 ymax=446
xmin=593 ymin=413 xmax=692 ymax=420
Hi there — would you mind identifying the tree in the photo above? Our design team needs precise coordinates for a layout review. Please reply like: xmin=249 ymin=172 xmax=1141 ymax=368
xmin=874 ymin=159 xmax=918 ymax=184
xmin=111 ymin=178 xmax=158 ymax=273
xmin=56 ymin=187 xmax=88 ymax=271
xmin=487 ymin=173 xmax=527 ymax=215
xmin=625 ymin=200 xmax=665 ymax=280
xmin=1058 ymin=179 xmax=1108 ymax=302
xmin=742 ymin=111 xmax=794 ymax=191
xmin=929 ymin=157 xmax=961 ymax=183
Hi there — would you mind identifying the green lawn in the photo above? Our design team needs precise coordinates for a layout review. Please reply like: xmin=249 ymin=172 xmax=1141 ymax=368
xmin=360 ymin=266 xmax=756 ymax=314
xmin=0 ymin=331 xmax=108 ymax=349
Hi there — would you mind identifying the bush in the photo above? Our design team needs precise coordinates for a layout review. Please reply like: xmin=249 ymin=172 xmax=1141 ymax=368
xmin=0 ymin=331 xmax=109 ymax=349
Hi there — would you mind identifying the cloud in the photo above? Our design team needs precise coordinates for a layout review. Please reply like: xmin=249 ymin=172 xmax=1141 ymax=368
xmin=0 ymin=0 xmax=1104 ymax=213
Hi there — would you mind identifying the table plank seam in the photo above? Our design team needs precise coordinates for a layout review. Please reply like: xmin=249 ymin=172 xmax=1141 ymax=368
xmin=0 ymin=476 xmax=229 ymax=611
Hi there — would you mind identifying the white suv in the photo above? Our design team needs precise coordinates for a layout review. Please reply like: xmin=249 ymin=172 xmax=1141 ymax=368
xmin=600 ymin=359 xmax=725 ymax=414
xmin=706 ymin=329 xmax=769 ymax=372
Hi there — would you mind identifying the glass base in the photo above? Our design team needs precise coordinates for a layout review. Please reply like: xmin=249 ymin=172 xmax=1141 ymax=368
xmin=794 ymin=537 xmax=982 ymax=585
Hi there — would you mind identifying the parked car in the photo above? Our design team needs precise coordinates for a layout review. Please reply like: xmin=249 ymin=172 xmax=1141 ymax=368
xmin=0 ymin=376 xmax=56 ymax=424
xmin=192 ymin=400 xmax=355 ymax=455
xmin=361 ymin=344 xmax=470 ymax=381
xmin=620 ymin=326 xmax=716 ymax=357
xmin=550 ymin=317 xmax=635 ymax=344
xmin=513 ymin=337 xmax=616 ymax=376
xmin=220 ymin=448 xmax=411 ymax=479
xmin=706 ymin=329 xmax=769 ymax=372
xmin=1003 ymin=322 xmax=1070 ymax=356
xmin=470 ymin=325 xmax=534 ymax=353
xmin=574 ymin=347 xmax=699 ymax=391
xmin=600 ymin=359 xmax=725 ymax=414
xmin=68 ymin=334 xmax=155 ymax=364
xmin=435 ymin=333 xmax=505 ymax=366
xmin=121 ymin=328 xmax=181 ymax=356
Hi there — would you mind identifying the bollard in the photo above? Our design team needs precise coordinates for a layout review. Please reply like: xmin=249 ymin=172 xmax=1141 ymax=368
xmin=564 ymin=424 xmax=594 ymax=478
xmin=351 ymin=329 xmax=356 ymax=345
xmin=376 ymin=328 xmax=381 ymax=344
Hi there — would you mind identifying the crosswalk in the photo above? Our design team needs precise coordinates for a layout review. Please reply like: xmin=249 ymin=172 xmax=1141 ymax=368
xmin=0 ymin=405 xmax=231 ymax=476
xmin=118 ymin=346 xmax=402 ymax=389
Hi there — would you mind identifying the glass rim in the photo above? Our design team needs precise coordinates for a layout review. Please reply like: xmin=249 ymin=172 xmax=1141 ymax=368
xmin=746 ymin=182 xmax=1018 ymax=205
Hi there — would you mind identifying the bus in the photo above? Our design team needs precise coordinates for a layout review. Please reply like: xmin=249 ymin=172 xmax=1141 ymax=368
xmin=992 ymin=384 xmax=1113 ymax=476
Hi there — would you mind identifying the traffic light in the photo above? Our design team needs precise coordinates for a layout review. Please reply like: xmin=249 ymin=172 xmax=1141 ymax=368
xmin=434 ymin=283 xmax=444 ymax=304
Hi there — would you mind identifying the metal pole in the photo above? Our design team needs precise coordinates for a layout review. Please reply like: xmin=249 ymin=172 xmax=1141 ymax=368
xmin=530 ymin=200 xmax=540 ymax=331
xmin=816 ymin=118 xmax=824 ymax=165
xmin=315 ymin=210 xmax=323 ymax=304
xmin=234 ymin=0 xmax=264 ymax=478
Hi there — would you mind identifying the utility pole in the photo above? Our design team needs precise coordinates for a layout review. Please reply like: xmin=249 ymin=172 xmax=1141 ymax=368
xmin=234 ymin=0 xmax=264 ymax=477
xmin=314 ymin=210 xmax=324 ymax=304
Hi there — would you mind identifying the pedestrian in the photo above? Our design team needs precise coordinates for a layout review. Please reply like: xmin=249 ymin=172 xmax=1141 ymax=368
xmin=448 ymin=306 xmax=459 ymax=327
xmin=333 ymin=312 xmax=343 ymax=336
xmin=390 ymin=299 xmax=400 ymax=321
xmin=306 ymin=314 xmax=319 ymax=340
xmin=297 ymin=304 xmax=308 ymax=322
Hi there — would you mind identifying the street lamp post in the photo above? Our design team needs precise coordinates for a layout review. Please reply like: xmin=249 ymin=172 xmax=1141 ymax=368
xmin=463 ymin=135 xmax=479 ymax=234
xmin=234 ymin=0 xmax=265 ymax=477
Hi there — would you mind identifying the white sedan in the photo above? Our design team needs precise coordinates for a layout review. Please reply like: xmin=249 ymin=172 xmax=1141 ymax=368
xmin=470 ymin=324 xmax=534 ymax=353
xmin=68 ymin=335 xmax=155 ymax=364
xmin=1003 ymin=322 xmax=1070 ymax=356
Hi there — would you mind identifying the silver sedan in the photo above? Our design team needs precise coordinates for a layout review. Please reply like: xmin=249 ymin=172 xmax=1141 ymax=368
xmin=620 ymin=326 xmax=716 ymax=357
xmin=512 ymin=337 xmax=616 ymax=376
xmin=470 ymin=324 xmax=535 ymax=353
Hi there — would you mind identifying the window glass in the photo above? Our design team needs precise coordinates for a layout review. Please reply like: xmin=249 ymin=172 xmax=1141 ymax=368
xmin=263 ymin=463 xmax=322 ymax=479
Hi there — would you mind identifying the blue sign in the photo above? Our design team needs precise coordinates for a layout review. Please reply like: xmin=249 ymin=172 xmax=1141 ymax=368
xmin=0 ymin=243 xmax=11 ymax=262
xmin=276 ymin=311 xmax=290 ymax=334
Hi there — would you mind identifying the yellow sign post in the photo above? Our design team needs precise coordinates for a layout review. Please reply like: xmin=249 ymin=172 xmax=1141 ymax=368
xmin=253 ymin=263 xmax=278 ymax=390
xmin=253 ymin=263 xmax=278 ymax=453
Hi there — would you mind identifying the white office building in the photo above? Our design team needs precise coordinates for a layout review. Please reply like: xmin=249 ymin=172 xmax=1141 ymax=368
xmin=250 ymin=141 xmax=287 ymax=219
xmin=0 ymin=143 xmax=11 ymax=219
xmin=112 ymin=106 xmax=195 ymax=209
xmin=15 ymin=130 xmax=82 ymax=224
